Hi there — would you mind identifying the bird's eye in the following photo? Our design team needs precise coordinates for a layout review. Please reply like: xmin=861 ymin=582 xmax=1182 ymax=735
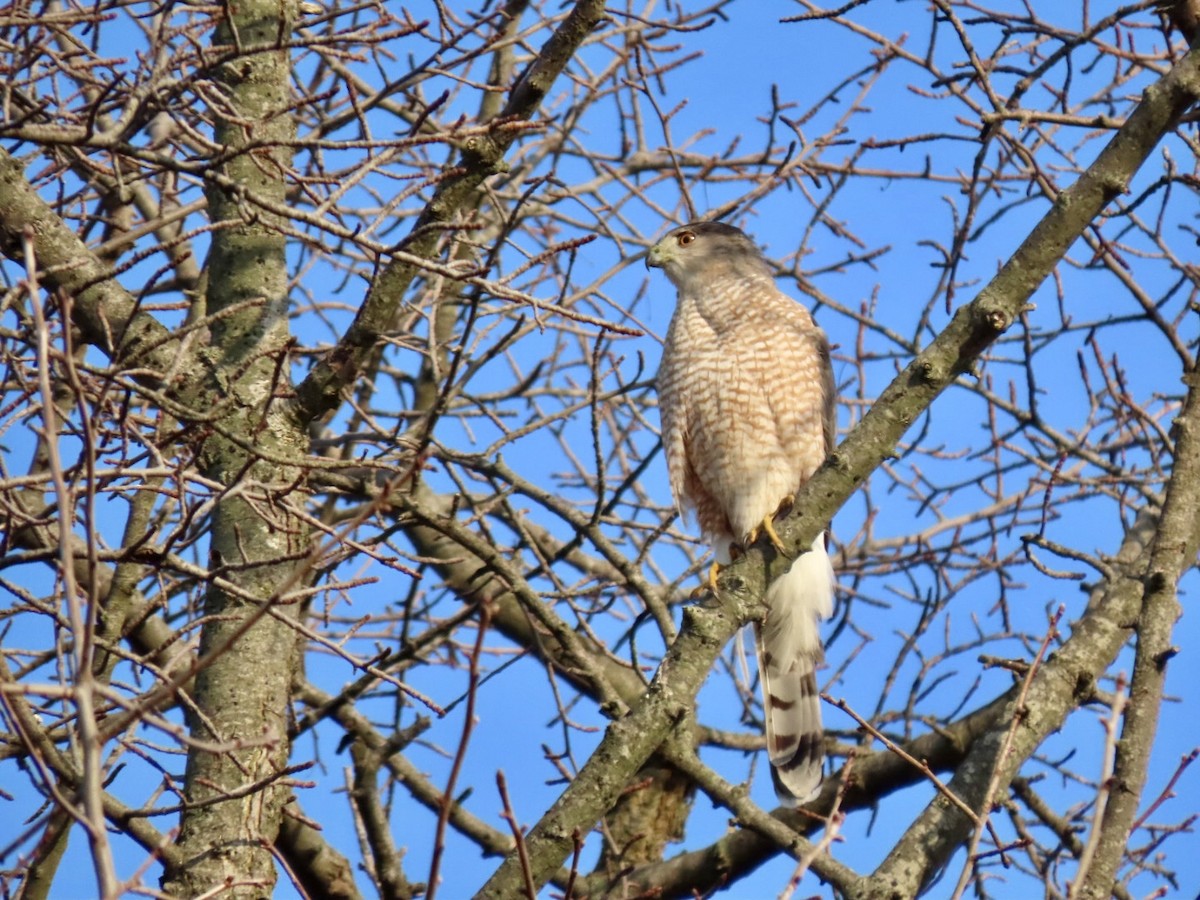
xmin=677 ymin=231 xmax=696 ymax=246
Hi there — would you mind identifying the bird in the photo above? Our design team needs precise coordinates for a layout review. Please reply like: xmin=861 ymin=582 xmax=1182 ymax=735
xmin=647 ymin=220 xmax=836 ymax=805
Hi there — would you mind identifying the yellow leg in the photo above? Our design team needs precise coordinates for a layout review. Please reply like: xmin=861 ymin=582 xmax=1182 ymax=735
xmin=756 ymin=515 xmax=788 ymax=555
xmin=689 ymin=561 xmax=723 ymax=599
xmin=707 ymin=561 xmax=722 ymax=593
xmin=748 ymin=494 xmax=794 ymax=555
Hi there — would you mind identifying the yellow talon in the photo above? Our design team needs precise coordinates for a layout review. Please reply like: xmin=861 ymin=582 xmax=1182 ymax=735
xmin=757 ymin=515 xmax=788 ymax=555
xmin=749 ymin=494 xmax=795 ymax=555
xmin=706 ymin=494 xmax=798 ymax=595
xmin=689 ymin=561 xmax=723 ymax=599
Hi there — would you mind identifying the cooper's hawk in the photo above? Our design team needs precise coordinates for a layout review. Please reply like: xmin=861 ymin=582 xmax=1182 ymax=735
xmin=648 ymin=221 xmax=836 ymax=804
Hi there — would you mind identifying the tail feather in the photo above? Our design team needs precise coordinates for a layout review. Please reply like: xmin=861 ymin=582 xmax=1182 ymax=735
xmin=756 ymin=534 xmax=834 ymax=805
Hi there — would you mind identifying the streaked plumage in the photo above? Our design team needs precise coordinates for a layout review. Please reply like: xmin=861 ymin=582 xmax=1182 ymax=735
xmin=648 ymin=221 xmax=836 ymax=804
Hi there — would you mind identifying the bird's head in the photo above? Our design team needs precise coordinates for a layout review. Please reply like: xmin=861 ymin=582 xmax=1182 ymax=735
xmin=645 ymin=221 xmax=770 ymax=288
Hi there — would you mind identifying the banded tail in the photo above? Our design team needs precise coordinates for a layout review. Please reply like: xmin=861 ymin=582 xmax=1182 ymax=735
xmin=755 ymin=534 xmax=835 ymax=805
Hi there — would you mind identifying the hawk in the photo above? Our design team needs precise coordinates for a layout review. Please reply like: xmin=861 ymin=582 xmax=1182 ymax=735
xmin=648 ymin=221 xmax=836 ymax=804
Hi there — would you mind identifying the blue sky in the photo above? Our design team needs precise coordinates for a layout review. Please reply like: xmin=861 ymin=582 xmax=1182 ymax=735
xmin=2 ymin=1 xmax=1197 ymax=898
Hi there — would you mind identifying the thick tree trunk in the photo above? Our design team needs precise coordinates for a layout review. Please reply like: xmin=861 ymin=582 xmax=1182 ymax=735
xmin=159 ymin=0 xmax=306 ymax=895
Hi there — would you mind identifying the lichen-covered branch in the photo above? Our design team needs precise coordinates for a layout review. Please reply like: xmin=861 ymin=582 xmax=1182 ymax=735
xmin=1072 ymin=371 xmax=1200 ymax=898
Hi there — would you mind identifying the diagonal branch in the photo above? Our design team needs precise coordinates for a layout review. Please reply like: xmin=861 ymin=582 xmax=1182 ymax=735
xmin=570 ymin=691 xmax=1011 ymax=898
xmin=1072 ymin=364 xmax=1200 ymax=898
xmin=293 ymin=0 xmax=609 ymax=424
xmin=0 ymin=149 xmax=177 ymax=372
